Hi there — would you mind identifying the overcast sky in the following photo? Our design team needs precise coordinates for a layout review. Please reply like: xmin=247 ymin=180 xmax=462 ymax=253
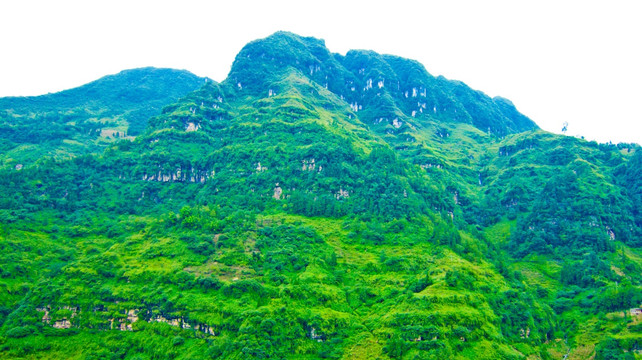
xmin=1 ymin=0 xmax=640 ymax=145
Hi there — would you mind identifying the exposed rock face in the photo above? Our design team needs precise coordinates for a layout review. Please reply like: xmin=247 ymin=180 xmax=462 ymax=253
xmin=63 ymin=306 xmax=78 ymax=317
xmin=335 ymin=189 xmax=349 ymax=199
xmin=302 ymin=159 xmax=316 ymax=171
xmin=197 ymin=325 xmax=216 ymax=335
xmin=273 ymin=185 xmax=283 ymax=200
xmin=36 ymin=306 xmax=77 ymax=327
xmin=309 ymin=327 xmax=324 ymax=342
xmin=185 ymin=122 xmax=199 ymax=132
xmin=37 ymin=306 xmax=51 ymax=323
xmin=127 ymin=309 xmax=138 ymax=322
xmin=420 ymin=163 xmax=443 ymax=170
xmin=519 ymin=328 xmax=531 ymax=339
xmin=36 ymin=305 xmax=216 ymax=335
xmin=302 ymin=159 xmax=322 ymax=172
xmin=141 ymin=168 xmax=213 ymax=183
xmin=151 ymin=315 xmax=181 ymax=327
xmin=53 ymin=319 xmax=72 ymax=329
xmin=150 ymin=315 xmax=216 ymax=335
xmin=606 ymin=226 xmax=616 ymax=240
xmin=116 ymin=309 xmax=139 ymax=331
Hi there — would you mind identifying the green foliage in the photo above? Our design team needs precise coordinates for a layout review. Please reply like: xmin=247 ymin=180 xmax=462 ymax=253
xmin=0 ymin=67 xmax=206 ymax=169
xmin=560 ymin=251 xmax=615 ymax=287
xmin=5 ymin=326 xmax=33 ymax=338
xmin=1 ymin=31 xmax=641 ymax=359
xmin=595 ymin=338 xmax=636 ymax=360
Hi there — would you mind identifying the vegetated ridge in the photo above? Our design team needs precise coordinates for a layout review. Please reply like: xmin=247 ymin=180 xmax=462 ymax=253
xmin=0 ymin=67 xmax=208 ymax=169
xmin=0 ymin=32 xmax=640 ymax=360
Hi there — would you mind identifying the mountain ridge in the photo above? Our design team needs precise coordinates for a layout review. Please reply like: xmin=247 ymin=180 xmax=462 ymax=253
xmin=227 ymin=31 xmax=538 ymax=137
xmin=0 ymin=67 xmax=208 ymax=169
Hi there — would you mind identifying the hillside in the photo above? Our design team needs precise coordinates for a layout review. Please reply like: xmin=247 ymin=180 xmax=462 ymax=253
xmin=0 ymin=32 xmax=640 ymax=360
xmin=0 ymin=67 xmax=208 ymax=169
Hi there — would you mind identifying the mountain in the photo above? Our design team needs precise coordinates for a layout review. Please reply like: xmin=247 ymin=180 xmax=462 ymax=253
xmin=0 ymin=32 xmax=640 ymax=360
xmin=0 ymin=67 xmax=208 ymax=169
xmin=229 ymin=32 xmax=537 ymax=134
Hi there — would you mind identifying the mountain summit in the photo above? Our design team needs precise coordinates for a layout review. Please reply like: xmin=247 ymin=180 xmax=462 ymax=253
xmin=229 ymin=31 xmax=537 ymax=136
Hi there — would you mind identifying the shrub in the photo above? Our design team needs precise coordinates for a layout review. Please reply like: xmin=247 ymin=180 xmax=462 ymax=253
xmin=5 ymin=326 xmax=33 ymax=338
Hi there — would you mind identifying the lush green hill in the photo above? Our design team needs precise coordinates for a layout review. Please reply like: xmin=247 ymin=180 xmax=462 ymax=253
xmin=0 ymin=67 xmax=208 ymax=169
xmin=0 ymin=32 xmax=640 ymax=360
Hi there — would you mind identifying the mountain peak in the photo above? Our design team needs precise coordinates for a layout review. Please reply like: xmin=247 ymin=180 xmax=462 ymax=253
xmin=227 ymin=32 xmax=334 ymax=92
xmin=226 ymin=32 xmax=537 ymax=136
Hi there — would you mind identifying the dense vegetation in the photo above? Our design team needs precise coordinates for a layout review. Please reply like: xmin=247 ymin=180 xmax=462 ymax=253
xmin=0 ymin=67 xmax=207 ymax=169
xmin=0 ymin=32 xmax=640 ymax=359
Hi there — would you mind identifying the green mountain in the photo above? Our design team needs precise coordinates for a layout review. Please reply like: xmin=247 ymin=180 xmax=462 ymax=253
xmin=0 ymin=32 xmax=640 ymax=360
xmin=0 ymin=67 xmax=208 ymax=169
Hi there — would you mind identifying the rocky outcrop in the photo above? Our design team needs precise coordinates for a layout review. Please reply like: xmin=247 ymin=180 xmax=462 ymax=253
xmin=117 ymin=309 xmax=140 ymax=331
xmin=37 ymin=306 xmax=51 ymax=323
xmin=35 ymin=305 xmax=216 ymax=336
xmin=53 ymin=319 xmax=72 ymax=329
xmin=36 ymin=305 xmax=76 ymax=328
xmin=309 ymin=327 xmax=324 ymax=342
xmin=302 ymin=159 xmax=315 ymax=171
xmin=301 ymin=159 xmax=322 ymax=172
xmin=335 ymin=189 xmax=349 ymax=199
xmin=185 ymin=122 xmax=199 ymax=132
xmin=273 ymin=184 xmax=283 ymax=200
xmin=256 ymin=162 xmax=267 ymax=172
xmin=150 ymin=315 xmax=216 ymax=335
xmin=519 ymin=327 xmax=531 ymax=339
xmin=140 ymin=167 xmax=214 ymax=183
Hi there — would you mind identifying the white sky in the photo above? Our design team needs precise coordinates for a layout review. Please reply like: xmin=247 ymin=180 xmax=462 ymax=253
xmin=1 ymin=0 xmax=641 ymax=145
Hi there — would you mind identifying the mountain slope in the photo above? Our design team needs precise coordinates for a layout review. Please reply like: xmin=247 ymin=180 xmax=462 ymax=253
xmin=0 ymin=67 xmax=208 ymax=169
xmin=0 ymin=32 xmax=641 ymax=360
